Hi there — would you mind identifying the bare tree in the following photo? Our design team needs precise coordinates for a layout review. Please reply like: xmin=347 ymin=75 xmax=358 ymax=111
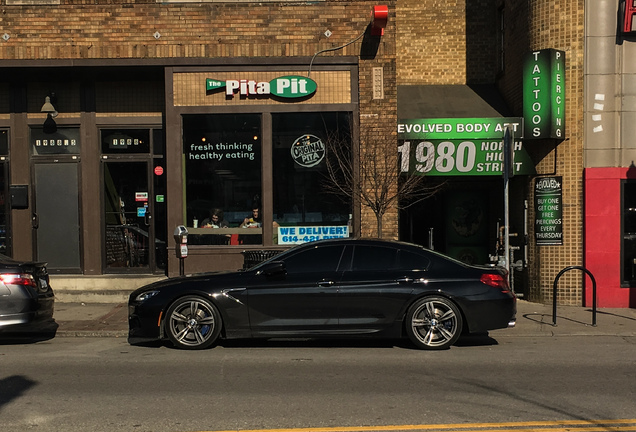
xmin=323 ymin=127 xmax=440 ymax=238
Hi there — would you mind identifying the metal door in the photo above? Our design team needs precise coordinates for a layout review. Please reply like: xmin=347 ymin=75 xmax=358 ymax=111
xmin=33 ymin=162 xmax=82 ymax=272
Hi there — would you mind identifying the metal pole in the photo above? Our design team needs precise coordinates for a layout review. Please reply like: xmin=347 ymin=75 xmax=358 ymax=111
xmin=503 ymin=127 xmax=512 ymax=277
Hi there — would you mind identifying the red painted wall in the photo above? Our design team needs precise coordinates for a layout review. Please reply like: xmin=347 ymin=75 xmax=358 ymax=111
xmin=584 ymin=167 xmax=633 ymax=307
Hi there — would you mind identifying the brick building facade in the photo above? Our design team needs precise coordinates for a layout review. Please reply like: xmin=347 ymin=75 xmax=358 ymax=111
xmin=0 ymin=0 xmax=633 ymax=307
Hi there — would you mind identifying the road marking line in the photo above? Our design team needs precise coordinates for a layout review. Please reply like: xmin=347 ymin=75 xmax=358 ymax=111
xmin=194 ymin=420 xmax=636 ymax=432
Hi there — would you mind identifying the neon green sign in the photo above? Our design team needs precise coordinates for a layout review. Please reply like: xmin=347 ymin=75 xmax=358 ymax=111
xmin=523 ymin=49 xmax=566 ymax=139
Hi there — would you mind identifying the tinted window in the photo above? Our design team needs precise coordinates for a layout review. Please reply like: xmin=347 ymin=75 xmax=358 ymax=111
xmin=272 ymin=112 xmax=352 ymax=236
xmin=182 ymin=114 xmax=262 ymax=245
xmin=397 ymin=250 xmax=430 ymax=271
xmin=351 ymin=246 xmax=397 ymax=271
xmin=283 ymin=246 xmax=344 ymax=274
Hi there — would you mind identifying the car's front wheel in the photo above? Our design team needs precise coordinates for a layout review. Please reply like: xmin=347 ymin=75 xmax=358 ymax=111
xmin=165 ymin=296 xmax=222 ymax=350
xmin=406 ymin=296 xmax=462 ymax=350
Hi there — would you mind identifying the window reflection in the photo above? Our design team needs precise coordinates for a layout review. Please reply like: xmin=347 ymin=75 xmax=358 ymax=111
xmin=623 ymin=181 xmax=636 ymax=285
xmin=183 ymin=114 xmax=262 ymax=246
xmin=0 ymin=130 xmax=7 ymax=255
xmin=272 ymin=112 xmax=352 ymax=245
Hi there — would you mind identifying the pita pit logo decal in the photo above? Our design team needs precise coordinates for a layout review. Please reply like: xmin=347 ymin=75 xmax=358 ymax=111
xmin=206 ymin=76 xmax=317 ymax=99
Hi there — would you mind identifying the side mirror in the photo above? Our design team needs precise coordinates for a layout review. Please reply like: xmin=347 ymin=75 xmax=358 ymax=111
xmin=257 ymin=261 xmax=286 ymax=277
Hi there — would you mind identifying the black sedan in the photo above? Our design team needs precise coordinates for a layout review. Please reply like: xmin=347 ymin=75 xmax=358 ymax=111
xmin=0 ymin=254 xmax=54 ymax=331
xmin=129 ymin=238 xmax=516 ymax=350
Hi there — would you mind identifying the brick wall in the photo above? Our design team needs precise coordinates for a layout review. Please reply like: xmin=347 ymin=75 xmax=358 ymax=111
xmin=500 ymin=0 xmax=585 ymax=305
xmin=0 ymin=0 xmax=398 ymax=242
xmin=396 ymin=0 xmax=496 ymax=85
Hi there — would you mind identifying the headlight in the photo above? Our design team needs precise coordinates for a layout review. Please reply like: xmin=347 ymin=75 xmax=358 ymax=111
xmin=135 ymin=290 xmax=160 ymax=302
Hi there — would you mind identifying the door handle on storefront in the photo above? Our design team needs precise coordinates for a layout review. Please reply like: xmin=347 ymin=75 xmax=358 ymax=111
xmin=32 ymin=213 xmax=39 ymax=229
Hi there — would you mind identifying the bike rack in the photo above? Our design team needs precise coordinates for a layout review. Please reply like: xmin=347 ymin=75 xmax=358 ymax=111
xmin=552 ymin=266 xmax=597 ymax=327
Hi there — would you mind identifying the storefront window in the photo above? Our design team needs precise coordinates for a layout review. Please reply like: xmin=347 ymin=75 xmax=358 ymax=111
xmin=0 ymin=130 xmax=8 ymax=255
xmin=622 ymin=180 xmax=636 ymax=286
xmin=272 ymin=112 xmax=351 ymax=245
xmin=183 ymin=114 xmax=262 ymax=246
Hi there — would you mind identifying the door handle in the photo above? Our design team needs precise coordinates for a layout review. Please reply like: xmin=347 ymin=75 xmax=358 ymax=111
xmin=318 ymin=280 xmax=335 ymax=287
xmin=32 ymin=213 xmax=39 ymax=229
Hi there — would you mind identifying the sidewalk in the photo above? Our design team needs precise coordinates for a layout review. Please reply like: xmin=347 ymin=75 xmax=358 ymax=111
xmin=50 ymin=299 xmax=636 ymax=339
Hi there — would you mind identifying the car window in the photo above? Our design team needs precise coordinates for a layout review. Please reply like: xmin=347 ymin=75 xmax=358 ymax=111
xmin=397 ymin=250 xmax=431 ymax=271
xmin=282 ymin=245 xmax=345 ymax=274
xmin=351 ymin=246 xmax=397 ymax=271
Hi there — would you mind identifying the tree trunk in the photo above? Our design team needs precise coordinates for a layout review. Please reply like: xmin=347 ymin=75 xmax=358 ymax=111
xmin=376 ymin=212 xmax=383 ymax=238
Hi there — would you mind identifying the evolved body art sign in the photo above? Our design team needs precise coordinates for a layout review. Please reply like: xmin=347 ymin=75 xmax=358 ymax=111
xmin=397 ymin=117 xmax=535 ymax=176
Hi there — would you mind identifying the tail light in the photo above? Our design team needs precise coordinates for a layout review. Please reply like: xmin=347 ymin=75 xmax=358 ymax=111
xmin=0 ymin=273 xmax=37 ymax=288
xmin=480 ymin=273 xmax=510 ymax=293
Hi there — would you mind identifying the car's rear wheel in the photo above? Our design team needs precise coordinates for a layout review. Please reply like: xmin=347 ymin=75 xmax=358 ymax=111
xmin=165 ymin=296 xmax=222 ymax=350
xmin=406 ymin=296 xmax=462 ymax=350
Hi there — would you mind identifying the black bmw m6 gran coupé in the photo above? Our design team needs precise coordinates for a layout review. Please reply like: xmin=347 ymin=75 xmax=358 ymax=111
xmin=128 ymin=238 xmax=516 ymax=350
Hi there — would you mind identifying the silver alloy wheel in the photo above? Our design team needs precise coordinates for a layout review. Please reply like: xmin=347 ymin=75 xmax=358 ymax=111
xmin=166 ymin=296 xmax=221 ymax=349
xmin=407 ymin=297 xmax=462 ymax=350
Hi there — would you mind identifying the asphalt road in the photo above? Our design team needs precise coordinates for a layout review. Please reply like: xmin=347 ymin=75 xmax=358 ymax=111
xmin=1 ymin=335 xmax=635 ymax=432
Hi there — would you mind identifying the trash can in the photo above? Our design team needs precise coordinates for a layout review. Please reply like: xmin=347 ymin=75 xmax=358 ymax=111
xmin=241 ymin=250 xmax=283 ymax=270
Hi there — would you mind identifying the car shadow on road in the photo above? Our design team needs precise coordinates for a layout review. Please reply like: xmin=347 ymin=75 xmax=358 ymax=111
xmin=130 ymin=334 xmax=499 ymax=350
xmin=0 ymin=320 xmax=58 ymax=345
xmin=455 ymin=332 xmax=499 ymax=347
xmin=217 ymin=338 xmax=416 ymax=349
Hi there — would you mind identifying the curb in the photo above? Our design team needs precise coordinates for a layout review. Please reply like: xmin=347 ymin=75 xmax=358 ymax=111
xmin=54 ymin=330 xmax=129 ymax=338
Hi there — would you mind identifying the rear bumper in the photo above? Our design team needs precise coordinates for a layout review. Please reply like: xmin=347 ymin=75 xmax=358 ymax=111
xmin=460 ymin=294 xmax=517 ymax=334
xmin=0 ymin=293 xmax=54 ymax=330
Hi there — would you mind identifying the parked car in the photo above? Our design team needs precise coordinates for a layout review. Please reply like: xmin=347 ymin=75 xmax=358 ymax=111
xmin=128 ymin=238 xmax=516 ymax=350
xmin=0 ymin=254 xmax=54 ymax=332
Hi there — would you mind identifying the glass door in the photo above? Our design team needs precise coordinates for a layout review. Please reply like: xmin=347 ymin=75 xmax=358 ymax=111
xmin=103 ymin=160 xmax=153 ymax=271
xmin=101 ymin=128 xmax=165 ymax=274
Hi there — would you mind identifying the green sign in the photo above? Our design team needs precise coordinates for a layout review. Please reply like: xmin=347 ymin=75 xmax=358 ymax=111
xmin=206 ymin=79 xmax=225 ymax=91
xmin=397 ymin=117 xmax=524 ymax=140
xmin=205 ymin=75 xmax=317 ymax=99
xmin=534 ymin=176 xmax=563 ymax=245
xmin=523 ymin=49 xmax=566 ymax=139
xmin=397 ymin=117 xmax=534 ymax=176
xmin=398 ymin=139 xmax=535 ymax=176
xmin=270 ymin=75 xmax=317 ymax=98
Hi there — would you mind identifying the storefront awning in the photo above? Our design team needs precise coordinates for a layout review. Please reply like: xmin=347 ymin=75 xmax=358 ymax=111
xmin=397 ymin=85 xmax=536 ymax=176
xmin=398 ymin=84 xmax=511 ymax=119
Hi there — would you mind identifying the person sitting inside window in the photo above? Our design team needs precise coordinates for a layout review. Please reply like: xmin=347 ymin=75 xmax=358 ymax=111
xmin=202 ymin=208 xmax=229 ymax=229
xmin=201 ymin=208 xmax=230 ymax=245
xmin=239 ymin=207 xmax=262 ymax=228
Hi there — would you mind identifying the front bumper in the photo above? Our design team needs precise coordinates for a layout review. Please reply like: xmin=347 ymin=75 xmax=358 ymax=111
xmin=128 ymin=301 xmax=164 ymax=344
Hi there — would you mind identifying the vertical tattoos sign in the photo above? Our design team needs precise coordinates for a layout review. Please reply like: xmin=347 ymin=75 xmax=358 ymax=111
xmin=523 ymin=49 xmax=566 ymax=139
xmin=534 ymin=176 xmax=563 ymax=245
